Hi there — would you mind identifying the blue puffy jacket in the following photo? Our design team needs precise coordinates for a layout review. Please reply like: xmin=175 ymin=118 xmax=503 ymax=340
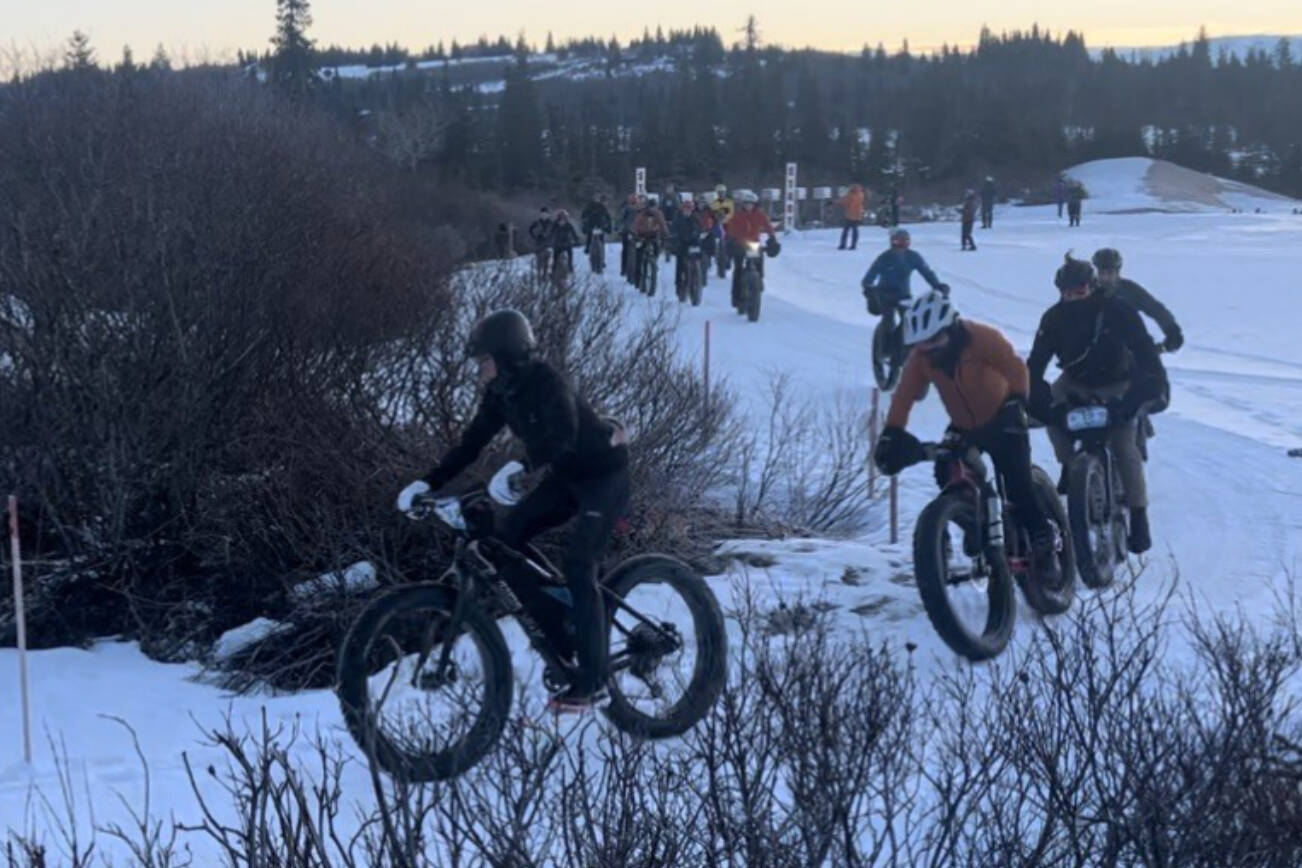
xmin=861 ymin=248 xmax=944 ymax=302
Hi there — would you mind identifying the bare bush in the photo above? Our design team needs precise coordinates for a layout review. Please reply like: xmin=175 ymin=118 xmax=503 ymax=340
xmin=734 ymin=373 xmax=873 ymax=534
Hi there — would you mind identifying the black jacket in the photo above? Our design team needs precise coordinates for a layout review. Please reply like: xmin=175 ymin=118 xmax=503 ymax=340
xmin=1027 ymin=292 xmax=1168 ymax=415
xmin=580 ymin=202 xmax=613 ymax=236
xmin=1103 ymin=278 xmax=1181 ymax=344
xmin=551 ymin=220 xmax=581 ymax=251
xmin=529 ymin=219 xmax=554 ymax=248
xmin=424 ymin=360 xmax=628 ymax=488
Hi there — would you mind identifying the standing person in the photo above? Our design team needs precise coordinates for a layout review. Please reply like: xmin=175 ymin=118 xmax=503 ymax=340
xmin=1067 ymin=182 xmax=1084 ymax=227
xmin=1055 ymin=174 xmax=1067 ymax=219
xmin=1027 ymin=255 xmax=1168 ymax=554
xmin=838 ymin=184 xmax=866 ymax=250
xmin=551 ymin=210 xmax=582 ymax=277
xmin=396 ymin=309 xmax=631 ymax=712
xmin=960 ymin=190 xmax=978 ymax=251
xmin=619 ymin=194 xmax=642 ymax=278
xmin=980 ymin=176 xmax=997 ymax=229
xmin=860 ymin=227 xmax=950 ymax=333
xmin=529 ymin=207 xmax=555 ymax=278
xmin=494 ymin=222 xmax=516 ymax=260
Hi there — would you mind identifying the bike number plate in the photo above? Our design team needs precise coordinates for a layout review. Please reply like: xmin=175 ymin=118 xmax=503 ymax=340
xmin=1066 ymin=406 xmax=1109 ymax=432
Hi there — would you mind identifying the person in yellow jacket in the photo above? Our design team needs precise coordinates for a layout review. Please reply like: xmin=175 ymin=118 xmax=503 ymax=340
xmin=710 ymin=184 xmax=735 ymax=225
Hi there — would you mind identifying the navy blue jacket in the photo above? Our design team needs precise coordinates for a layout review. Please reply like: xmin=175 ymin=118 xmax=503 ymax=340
xmin=861 ymin=248 xmax=944 ymax=301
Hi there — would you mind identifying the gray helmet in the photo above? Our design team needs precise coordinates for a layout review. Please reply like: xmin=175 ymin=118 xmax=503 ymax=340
xmin=467 ymin=309 xmax=536 ymax=364
xmin=890 ymin=227 xmax=911 ymax=244
xmin=1091 ymin=247 xmax=1123 ymax=271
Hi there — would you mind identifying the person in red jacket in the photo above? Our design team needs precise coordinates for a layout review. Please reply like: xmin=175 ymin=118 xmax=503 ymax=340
xmin=724 ymin=190 xmax=776 ymax=307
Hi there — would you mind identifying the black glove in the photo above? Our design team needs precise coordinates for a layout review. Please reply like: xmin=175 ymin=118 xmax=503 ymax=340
xmin=995 ymin=396 xmax=1029 ymax=432
xmin=1028 ymin=382 xmax=1054 ymax=426
xmin=764 ymin=235 xmax=782 ymax=257
xmin=1163 ymin=329 xmax=1184 ymax=353
xmin=874 ymin=426 xmax=925 ymax=476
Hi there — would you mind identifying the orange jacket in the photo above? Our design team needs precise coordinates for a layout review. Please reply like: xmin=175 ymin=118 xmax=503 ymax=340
xmin=886 ymin=321 xmax=1030 ymax=431
xmin=725 ymin=207 xmax=775 ymax=244
xmin=842 ymin=188 xmax=866 ymax=221
xmin=633 ymin=209 xmax=669 ymax=239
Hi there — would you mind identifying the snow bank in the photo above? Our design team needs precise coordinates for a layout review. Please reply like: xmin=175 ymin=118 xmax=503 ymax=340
xmin=287 ymin=560 xmax=379 ymax=604
xmin=211 ymin=617 xmax=292 ymax=662
xmin=1065 ymin=157 xmax=1298 ymax=214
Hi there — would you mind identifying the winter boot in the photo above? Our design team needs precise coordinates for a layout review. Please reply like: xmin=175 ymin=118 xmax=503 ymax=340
xmin=1128 ymin=508 xmax=1152 ymax=554
xmin=1031 ymin=529 xmax=1063 ymax=588
xmin=547 ymin=684 xmax=609 ymax=715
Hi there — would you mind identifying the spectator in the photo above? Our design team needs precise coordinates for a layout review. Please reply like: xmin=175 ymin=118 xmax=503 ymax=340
xmin=838 ymin=184 xmax=866 ymax=250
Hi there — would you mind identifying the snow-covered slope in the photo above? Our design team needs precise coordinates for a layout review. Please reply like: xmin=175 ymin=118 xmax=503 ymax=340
xmin=1064 ymin=157 xmax=1298 ymax=214
xmin=4 ymin=198 xmax=1302 ymax=858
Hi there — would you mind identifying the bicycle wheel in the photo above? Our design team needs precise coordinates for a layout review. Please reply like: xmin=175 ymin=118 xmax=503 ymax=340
xmin=913 ymin=492 xmax=1016 ymax=660
xmin=744 ymin=271 xmax=761 ymax=322
xmin=689 ymin=260 xmax=703 ymax=306
xmin=337 ymin=584 xmax=512 ymax=782
xmin=872 ymin=318 xmax=903 ymax=391
xmin=1067 ymin=453 xmax=1117 ymax=589
xmin=1015 ymin=467 xmax=1076 ymax=615
xmin=603 ymin=555 xmax=727 ymax=739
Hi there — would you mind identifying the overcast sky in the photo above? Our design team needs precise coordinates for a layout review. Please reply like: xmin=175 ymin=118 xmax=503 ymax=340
xmin=3 ymin=0 xmax=1299 ymax=62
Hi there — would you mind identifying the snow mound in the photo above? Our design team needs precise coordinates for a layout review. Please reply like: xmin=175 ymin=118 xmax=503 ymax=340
xmin=287 ymin=560 xmax=379 ymax=604
xmin=212 ymin=617 xmax=292 ymax=662
xmin=1064 ymin=157 xmax=1298 ymax=214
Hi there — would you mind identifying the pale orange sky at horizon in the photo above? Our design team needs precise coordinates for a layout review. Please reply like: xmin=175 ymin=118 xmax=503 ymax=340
xmin=2 ymin=1 xmax=1298 ymax=64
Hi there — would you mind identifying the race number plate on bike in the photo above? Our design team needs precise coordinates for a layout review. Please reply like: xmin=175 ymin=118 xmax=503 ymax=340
xmin=1066 ymin=406 xmax=1110 ymax=432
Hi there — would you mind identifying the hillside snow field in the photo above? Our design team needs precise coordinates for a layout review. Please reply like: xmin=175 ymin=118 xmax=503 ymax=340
xmin=2 ymin=159 xmax=1301 ymax=857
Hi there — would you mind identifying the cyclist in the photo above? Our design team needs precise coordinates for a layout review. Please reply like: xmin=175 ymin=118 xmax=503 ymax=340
xmin=874 ymin=291 xmax=1062 ymax=587
xmin=529 ymin=206 xmax=555 ymax=277
xmin=861 ymin=227 xmax=950 ymax=333
xmin=1091 ymin=248 xmax=1183 ymax=353
xmin=619 ymin=194 xmax=643 ymax=278
xmin=631 ymin=198 xmax=669 ymax=289
xmin=396 ymin=310 xmax=630 ymax=713
xmin=581 ymin=194 xmax=614 ymax=258
xmin=724 ymin=190 xmax=778 ymax=309
xmin=1027 ymin=254 xmax=1167 ymax=554
xmin=710 ymin=184 xmax=735 ymax=227
xmin=551 ymin=210 xmax=582 ymax=277
xmin=671 ymin=199 xmax=712 ymax=295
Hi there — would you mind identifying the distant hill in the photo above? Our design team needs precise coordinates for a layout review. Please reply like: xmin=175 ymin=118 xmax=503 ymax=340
xmin=1092 ymin=34 xmax=1301 ymax=63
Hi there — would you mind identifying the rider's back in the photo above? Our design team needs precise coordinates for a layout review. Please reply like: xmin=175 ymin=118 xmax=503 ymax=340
xmin=887 ymin=321 xmax=1028 ymax=431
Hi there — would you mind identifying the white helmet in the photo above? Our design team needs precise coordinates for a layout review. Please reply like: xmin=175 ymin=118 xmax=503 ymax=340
xmin=902 ymin=291 xmax=958 ymax=345
xmin=737 ymin=190 xmax=759 ymax=204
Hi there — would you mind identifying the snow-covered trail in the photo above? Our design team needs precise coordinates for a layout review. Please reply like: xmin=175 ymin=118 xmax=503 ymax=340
xmin=654 ymin=203 xmax=1302 ymax=623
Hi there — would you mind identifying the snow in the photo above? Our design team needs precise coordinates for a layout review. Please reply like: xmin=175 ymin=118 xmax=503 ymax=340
xmin=1064 ymin=157 xmax=1295 ymax=213
xmin=286 ymin=560 xmax=379 ymax=604
xmin=211 ymin=617 xmax=292 ymax=662
xmin=4 ymin=159 xmax=1302 ymax=857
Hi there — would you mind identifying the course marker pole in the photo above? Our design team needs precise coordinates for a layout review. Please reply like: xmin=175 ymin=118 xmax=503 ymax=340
xmin=8 ymin=495 xmax=31 ymax=764
xmin=704 ymin=320 xmax=712 ymax=413
xmin=890 ymin=475 xmax=899 ymax=545
xmin=868 ymin=388 xmax=880 ymax=497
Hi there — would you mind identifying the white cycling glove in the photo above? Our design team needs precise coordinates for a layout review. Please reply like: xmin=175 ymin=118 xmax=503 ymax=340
xmin=488 ymin=461 xmax=527 ymax=506
xmin=396 ymin=480 xmax=431 ymax=517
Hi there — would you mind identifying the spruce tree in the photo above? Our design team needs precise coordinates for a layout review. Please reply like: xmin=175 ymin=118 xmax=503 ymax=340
xmin=65 ymin=31 xmax=95 ymax=70
xmin=271 ymin=0 xmax=316 ymax=97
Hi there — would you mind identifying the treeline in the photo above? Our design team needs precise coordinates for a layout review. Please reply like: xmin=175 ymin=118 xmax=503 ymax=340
xmin=301 ymin=22 xmax=1302 ymax=200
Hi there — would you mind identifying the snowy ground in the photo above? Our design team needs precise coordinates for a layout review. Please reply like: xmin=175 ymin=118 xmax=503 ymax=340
xmin=3 ymin=160 xmax=1302 ymax=855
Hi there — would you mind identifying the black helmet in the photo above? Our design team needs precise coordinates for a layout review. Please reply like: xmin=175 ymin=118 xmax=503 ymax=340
xmin=1054 ymin=253 xmax=1094 ymax=291
xmin=1092 ymin=247 xmax=1123 ymax=270
xmin=467 ymin=309 xmax=536 ymax=364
